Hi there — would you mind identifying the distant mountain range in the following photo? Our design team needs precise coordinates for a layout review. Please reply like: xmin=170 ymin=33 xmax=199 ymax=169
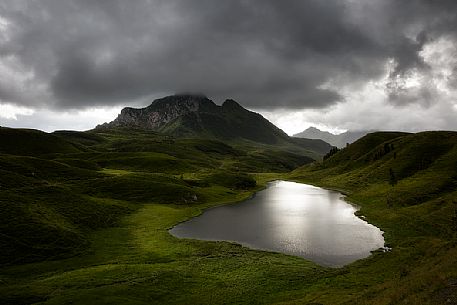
xmin=293 ymin=127 xmax=373 ymax=148
xmin=98 ymin=94 xmax=333 ymax=155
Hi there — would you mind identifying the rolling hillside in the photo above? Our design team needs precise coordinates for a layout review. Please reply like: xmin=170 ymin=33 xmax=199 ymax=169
xmin=1 ymin=127 xmax=456 ymax=304
xmin=0 ymin=126 xmax=317 ymax=266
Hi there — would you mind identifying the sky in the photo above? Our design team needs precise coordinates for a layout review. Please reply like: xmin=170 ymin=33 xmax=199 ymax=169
xmin=1 ymin=0 xmax=457 ymax=135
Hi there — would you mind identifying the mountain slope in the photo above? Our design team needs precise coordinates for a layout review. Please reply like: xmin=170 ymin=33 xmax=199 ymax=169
xmin=294 ymin=131 xmax=456 ymax=188
xmin=290 ymin=137 xmax=337 ymax=155
xmin=99 ymin=95 xmax=308 ymax=146
xmin=294 ymin=126 xmax=372 ymax=148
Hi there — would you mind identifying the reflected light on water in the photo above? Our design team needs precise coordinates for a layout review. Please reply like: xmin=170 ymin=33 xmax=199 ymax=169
xmin=170 ymin=181 xmax=385 ymax=267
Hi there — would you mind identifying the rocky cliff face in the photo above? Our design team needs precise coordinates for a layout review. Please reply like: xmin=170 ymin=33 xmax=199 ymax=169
xmin=102 ymin=94 xmax=215 ymax=130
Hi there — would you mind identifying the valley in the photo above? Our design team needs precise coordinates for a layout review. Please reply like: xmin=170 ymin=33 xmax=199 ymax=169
xmin=0 ymin=98 xmax=456 ymax=304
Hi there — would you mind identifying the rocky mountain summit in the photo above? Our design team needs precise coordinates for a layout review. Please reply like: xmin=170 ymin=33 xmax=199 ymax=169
xmin=98 ymin=94 xmax=291 ymax=144
xmin=103 ymin=94 xmax=216 ymax=130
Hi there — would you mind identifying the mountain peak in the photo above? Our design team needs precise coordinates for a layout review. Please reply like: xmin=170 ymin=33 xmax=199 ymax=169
xmin=305 ymin=126 xmax=319 ymax=131
xmin=294 ymin=126 xmax=372 ymax=148
xmin=151 ymin=93 xmax=209 ymax=103
xmin=222 ymin=99 xmax=243 ymax=109
xmin=97 ymin=94 xmax=292 ymax=144
xmin=301 ymin=127 xmax=335 ymax=137
xmin=147 ymin=94 xmax=213 ymax=109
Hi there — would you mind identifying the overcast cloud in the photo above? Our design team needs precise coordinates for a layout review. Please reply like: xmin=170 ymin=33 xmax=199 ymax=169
xmin=0 ymin=0 xmax=457 ymax=133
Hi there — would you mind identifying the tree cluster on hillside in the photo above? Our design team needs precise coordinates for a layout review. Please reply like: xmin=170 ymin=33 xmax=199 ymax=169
xmin=373 ymin=143 xmax=395 ymax=161
xmin=323 ymin=147 xmax=339 ymax=160
xmin=453 ymin=201 xmax=457 ymax=234
xmin=389 ymin=168 xmax=397 ymax=187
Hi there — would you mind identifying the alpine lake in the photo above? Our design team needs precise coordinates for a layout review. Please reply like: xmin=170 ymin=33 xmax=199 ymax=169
xmin=170 ymin=180 xmax=385 ymax=267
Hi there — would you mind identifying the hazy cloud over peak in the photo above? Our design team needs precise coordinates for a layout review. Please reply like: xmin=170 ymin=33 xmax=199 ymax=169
xmin=1 ymin=0 xmax=457 ymax=132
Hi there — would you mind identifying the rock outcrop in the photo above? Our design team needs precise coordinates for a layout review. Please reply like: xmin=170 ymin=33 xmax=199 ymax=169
xmin=101 ymin=94 xmax=216 ymax=130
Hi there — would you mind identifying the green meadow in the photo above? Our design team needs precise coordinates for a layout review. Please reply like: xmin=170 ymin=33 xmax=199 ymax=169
xmin=1 ymin=127 xmax=456 ymax=304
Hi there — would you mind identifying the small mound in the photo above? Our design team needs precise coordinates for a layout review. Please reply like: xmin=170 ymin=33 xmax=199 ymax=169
xmin=85 ymin=173 xmax=200 ymax=204
xmin=205 ymin=171 xmax=256 ymax=189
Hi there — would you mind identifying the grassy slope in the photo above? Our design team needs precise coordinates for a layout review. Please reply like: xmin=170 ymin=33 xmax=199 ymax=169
xmin=1 ymin=129 xmax=456 ymax=304
xmin=288 ymin=131 xmax=457 ymax=304
xmin=0 ymin=128 xmax=315 ymax=266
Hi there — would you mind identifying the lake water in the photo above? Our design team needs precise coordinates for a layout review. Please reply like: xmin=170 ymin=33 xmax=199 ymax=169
xmin=170 ymin=180 xmax=385 ymax=267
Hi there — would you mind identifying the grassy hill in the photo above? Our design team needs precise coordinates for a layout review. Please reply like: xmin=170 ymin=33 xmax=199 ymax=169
xmin=289 ymin=131 xmax=457 ymax=303
xmin=0 ymin=127 xmax=81 ymax=155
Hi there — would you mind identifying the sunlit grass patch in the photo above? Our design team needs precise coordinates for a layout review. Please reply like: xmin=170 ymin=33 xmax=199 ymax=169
xmin=100 ymin=168 xmax=134 ymax=176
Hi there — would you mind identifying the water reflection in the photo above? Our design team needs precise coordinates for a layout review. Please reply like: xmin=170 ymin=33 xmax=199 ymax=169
xmin=170 ymin=181 xmax=384 ymax=267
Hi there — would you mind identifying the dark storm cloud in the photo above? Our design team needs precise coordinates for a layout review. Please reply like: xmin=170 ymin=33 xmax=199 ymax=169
xmin=0 ymin=0 xmax=457 ymax=110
